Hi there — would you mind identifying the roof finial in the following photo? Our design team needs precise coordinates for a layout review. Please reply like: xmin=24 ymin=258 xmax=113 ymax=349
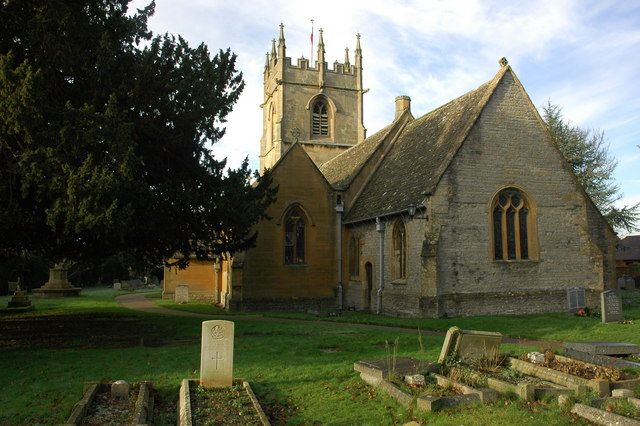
xmin=317 ymin=28 xmax=325 ymax=63
xmin=355 ymin=33 xmax=362 ymax=53
xmin=344 ymin=47 xmax=350 ymax=68
xmin=499 ymin=57 xmax=508 ymax=67
xmin=265 ymin=51 xmax=270 ymax=69
xmin=271 ymin=38 xmax=277 ymax=61
xmin=277 ymin=23 xmax=286 ymax=59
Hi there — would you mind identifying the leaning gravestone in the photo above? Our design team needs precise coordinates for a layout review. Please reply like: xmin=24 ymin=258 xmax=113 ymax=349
xmin=438 ymin=326 xmax=503 ymax=364
xmin=566 ymin=287 xmax=586 ymax=313
xmin=174 ymin=285 xmax=189 ymax=304
xmin=601 ymin=290 xmax=623 ymax=323
xmin=200 ymin=320 xmax=234 ymax=387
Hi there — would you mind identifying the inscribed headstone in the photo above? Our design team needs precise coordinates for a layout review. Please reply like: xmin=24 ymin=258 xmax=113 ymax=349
xmin=200 ymin=320 xmax=234 ymax=387
xmin=174 ymin=285 xmax=189 ymax=304
xmin=617 ymin=277 xmax=626 ymax=291
xmin=625 ymin=276 xmax=635 ymax=290
xmin=566 ymin=287 xmax=586 ymax=313
xmin=601 ymin=290 xmax=623 ymax=323
xmin=437 ymin=326 xmax=502 ymax=363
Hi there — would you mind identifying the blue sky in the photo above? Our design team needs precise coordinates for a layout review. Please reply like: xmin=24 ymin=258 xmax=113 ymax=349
xmin=131 ymin=0 xmax=639 ymax=234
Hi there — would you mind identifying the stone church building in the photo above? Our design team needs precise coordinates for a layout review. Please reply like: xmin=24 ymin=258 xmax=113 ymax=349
xmin=163 ymin=25 xmax=616 ymax=317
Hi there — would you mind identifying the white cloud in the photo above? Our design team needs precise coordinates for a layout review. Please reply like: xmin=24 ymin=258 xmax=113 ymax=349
xmin=130 ymin=0 xmax=640 ymax=205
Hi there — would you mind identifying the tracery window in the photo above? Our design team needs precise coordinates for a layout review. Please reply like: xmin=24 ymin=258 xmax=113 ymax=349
xmin=284 ymin=206 xmax=306 ymax=264
xmin=349 ymin=236 xmax=360 ymax=278
xmin=311 ymin=99 xmax=329 ymax=137
xmin=393 ymin=220 xmax=406 ymax=279
xmin=492 ymin=188 xmax=532 ymax=260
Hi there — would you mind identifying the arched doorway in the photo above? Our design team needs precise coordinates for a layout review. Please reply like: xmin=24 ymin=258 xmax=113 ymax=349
xmin=364 ymin=262 xmax=373 ymax=311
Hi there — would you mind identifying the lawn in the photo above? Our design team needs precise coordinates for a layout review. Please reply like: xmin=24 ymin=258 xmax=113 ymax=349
xmin=2 ymin=288 xmax=636 ymax=424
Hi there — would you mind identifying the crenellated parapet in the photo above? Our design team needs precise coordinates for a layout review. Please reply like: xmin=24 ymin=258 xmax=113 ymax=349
xmin=260 ymin=23 xmax=367 ymax=173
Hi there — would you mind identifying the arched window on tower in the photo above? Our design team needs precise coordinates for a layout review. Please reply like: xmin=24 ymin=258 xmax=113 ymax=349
xmin=491 ymin=188 xmax=536 ymax=260
xmin=311 ymin=98 xmax=330 ymax=137
xmin=284 ymin=205 xmax=306 ymax=264
xmin=392 ymin=220 xmax=406 ymax=279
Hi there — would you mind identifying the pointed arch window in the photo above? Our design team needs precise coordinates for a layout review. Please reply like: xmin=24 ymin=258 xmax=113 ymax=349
xmin=393 ymin=220 xmax=406 ymax=279
xmin=311 ymin=99 xmax=329 ymax=137
xmin=284 ymin=206 xmax=306 ymax=264
xmin=492 ymin=188 xmax=535 ymax=260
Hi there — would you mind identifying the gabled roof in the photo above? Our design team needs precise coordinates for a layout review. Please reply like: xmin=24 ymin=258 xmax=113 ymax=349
xmin=617 ymin=235 xmax=640 ymax=261
xmin=344 ymin=66 xmax=508 ymax=223
xmin=320 ymin=122 xmax=396 ymax=190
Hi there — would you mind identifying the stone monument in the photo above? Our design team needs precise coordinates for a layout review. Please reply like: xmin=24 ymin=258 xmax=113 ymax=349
xmin=601 ymin=290 xmax=623 ymax=323
xmin=6 ymin=281 xmax=34 ymax=312
xmin=566 ymin=287 xmax=586 ymax=313
xmin=174 ymin=285 xmax=189 ymax=304
xmin=33 ymin=264 xmax=81 ymax=297
xmin=438 ymin=326 xmax=503 ymax=364
xmin=200 ymin=320 xmax=234 ymax=387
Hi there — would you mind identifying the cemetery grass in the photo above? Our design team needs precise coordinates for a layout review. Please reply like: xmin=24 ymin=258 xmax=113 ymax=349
xmin=0 ymin=288 xmax=590 ymax=425
xmin=263 ymin=289 xmax=640 ymax=346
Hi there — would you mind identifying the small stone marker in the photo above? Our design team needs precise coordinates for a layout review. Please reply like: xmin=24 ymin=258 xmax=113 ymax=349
xmin=174 ymin=285 xmax=189 ymax=304
xmin=113 ymin=282 xmax=121 ymax=290
xmin=405 ymin=374 xmax=426 ymax=387
xmin=626 ymin=276 xmax=636 ymax=289
xmin=566 ymin=287 xmax=586 ymax=313
xmin=601 ymin=290 xmax=623 ymax=323
xmin=111 ymin=380 xmax=130 ymax=399
xmin=612 ymin=389 xmax=635 ymax=398
xmin=200 ymin=320 xmax=234 ymax=388
xmin=438 ymin=327 xmax=502 ymax=363
xmin=527 ymin=352 xmax=545 ymax=364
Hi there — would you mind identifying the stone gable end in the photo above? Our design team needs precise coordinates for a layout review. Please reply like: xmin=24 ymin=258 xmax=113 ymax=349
xmin=429 ymin=70 xmax=607 ymax=317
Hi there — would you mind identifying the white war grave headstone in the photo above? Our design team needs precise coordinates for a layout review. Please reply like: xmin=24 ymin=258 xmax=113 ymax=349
xmin=200 ymin=320 xmax=234 ymax=387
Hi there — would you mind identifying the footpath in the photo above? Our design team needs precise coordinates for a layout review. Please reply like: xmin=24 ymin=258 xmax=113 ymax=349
xmin=115 ymin=293 xmax=561 ymax=348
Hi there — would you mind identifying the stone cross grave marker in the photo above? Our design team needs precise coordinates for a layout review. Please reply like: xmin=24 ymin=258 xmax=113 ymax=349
xmin=174 ymin=285 xmax=189 ymax=304
xmin=200 ymin=320 xmax=234 ymax=387
xmin=438 ymin=326 xmax=503 ymax=364
xmin=566 ymin=287 xmax=586 ymax=313
xmin=601 ymin=290 xmax=623 ymax=323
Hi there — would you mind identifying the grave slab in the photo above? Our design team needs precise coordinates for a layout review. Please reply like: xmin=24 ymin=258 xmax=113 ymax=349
xmin=564 ymin=342 xmax=640 ymax=356
xmin=353 ymin=357 xmax=439 ymax=380
xmin=571 ymin=402 xmax=640 ymax=426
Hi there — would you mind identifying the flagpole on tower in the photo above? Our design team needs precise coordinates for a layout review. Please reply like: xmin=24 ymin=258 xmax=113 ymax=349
xmin=310 ymin=19 xmax=314 ymax=66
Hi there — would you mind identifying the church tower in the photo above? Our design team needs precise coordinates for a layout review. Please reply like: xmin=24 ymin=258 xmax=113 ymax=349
xmin=259 ymin=24 xmax=366 ymax=173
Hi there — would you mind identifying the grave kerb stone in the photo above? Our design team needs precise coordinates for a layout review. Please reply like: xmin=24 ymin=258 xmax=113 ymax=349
xmin=200 ymin=320 xmax=234 ymax=388
xmin=564 ymin=341 xmax=640 ymax=356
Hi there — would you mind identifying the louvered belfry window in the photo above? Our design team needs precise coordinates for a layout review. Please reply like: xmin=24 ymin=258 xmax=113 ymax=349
xmin=312 ymin=100 xmax=329 ymax=137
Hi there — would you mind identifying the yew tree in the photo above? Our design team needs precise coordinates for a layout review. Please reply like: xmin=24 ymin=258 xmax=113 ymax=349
xmin=0 ymin=0 xmax=276 ymax=267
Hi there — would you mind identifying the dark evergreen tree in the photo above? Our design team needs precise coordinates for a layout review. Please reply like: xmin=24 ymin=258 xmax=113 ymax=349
xmin=0 ymin=0 xmax=276 ymax=267
xmin=543 ymin=101 xmax=639 ymax=233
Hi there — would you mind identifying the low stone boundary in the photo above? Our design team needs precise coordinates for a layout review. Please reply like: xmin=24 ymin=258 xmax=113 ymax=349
xmin=64 ymin=381 xmax=153 ymax=425
xmin=509 ymin=357 xmax=609 ymax=397
xmin=565 ymin=348 xmax=640 ymax=370
xmin=570 ymin=402 xmax=640 ymax=426
xmin=178 ymin=378 xmax=270 ymax=426
xmin=431 ymin=374 xmax=498 ymax=403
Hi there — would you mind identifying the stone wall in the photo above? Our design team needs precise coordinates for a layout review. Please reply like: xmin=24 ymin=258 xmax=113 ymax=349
xmin=163 ymin=259 xmax=216 ymax=301
xmin=240 ymin=144 xmax=338 ymax=307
